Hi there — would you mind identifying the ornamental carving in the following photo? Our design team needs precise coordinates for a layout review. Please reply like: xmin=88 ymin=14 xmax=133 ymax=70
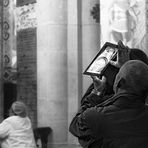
xmin=3 ymin=0 xmax=9 ymax=7
xmin=90 ymin=3 xmax=100 ymax=23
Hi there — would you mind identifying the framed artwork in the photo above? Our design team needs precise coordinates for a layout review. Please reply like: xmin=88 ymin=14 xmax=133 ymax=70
xmin=83 ymin=42 xmax=118 ymax=76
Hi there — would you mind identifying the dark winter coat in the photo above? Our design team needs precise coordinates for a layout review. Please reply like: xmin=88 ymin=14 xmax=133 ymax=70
xmin=69 ymin=60 xmax=148 ymax=148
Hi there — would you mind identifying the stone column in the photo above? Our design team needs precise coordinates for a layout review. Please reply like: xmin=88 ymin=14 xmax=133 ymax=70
xmin=67 ymin=0 xmax=82 ymax=147
xmin=37 ymin=0 xmax=68 ymax=147
xmin=82 ymin=0 xmax=100 ymax=95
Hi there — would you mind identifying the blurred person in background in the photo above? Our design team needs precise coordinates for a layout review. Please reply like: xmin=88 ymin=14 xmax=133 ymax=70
xmin=0 ymin=101 xmax=36 ymax=148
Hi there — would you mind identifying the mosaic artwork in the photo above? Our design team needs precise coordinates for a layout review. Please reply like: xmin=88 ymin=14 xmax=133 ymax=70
xmin=15 ymin=3 xmax=37 ymax=31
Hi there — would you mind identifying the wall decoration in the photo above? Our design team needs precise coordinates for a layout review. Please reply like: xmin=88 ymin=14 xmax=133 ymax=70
xmin=3 ymin=21 xmax=9 ymax=30
xmin=3 ymin=70 xmax=10 ymax=80
xmin=4 ymin=55 xmax=10 ymax=64
xmin=3 ymin=68 xmax=17 ymax=83
xmin=3 ymin=0 xmax=17 ymax=83
xmin=15 ymin=3 xmax=37 ymax=31
xmin=3 ymin=0 xmax=9 ymax=7
xmin=90 ymin=3 xmax=100 ymax=23
xmin=17 ymin=28 xmax=37 ymax=126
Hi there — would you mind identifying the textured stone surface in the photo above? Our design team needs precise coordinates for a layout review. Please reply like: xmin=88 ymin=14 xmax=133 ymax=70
xmin=37 ymin=0 xmax=68 ymax=147
xmin=17 ymin=28 xmax=37 ymax=127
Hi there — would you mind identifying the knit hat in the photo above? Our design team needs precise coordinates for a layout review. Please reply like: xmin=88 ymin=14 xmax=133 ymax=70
xmin=11 ymin=101 xmax=27 ymax=117
xmin=113 ymin=60 xmax=148 ymax=97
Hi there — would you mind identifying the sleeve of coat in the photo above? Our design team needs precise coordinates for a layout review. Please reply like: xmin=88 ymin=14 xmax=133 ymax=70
xmin=69 ymin=87 xmax=109 ymax=148
xmin=69 ymin=106 xmax=103 ymax=137
xmin=69 ymin=106 xmax=104 ymax=148
xmin=0 ymin=120 xmax=11 ymax=138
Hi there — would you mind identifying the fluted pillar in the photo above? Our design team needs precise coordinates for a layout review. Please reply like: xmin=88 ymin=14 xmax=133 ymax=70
xmin=37 ymin=0 xmax=68 ymax=147
xmin=67 ymin=0 xmax=82 ymax=147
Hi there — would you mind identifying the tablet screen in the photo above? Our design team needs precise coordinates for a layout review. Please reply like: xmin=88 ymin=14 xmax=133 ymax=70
xmin=86 ymin=46 xmax=117 ymax=75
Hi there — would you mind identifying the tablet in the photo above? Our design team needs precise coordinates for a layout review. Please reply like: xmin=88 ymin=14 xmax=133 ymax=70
xmin=83 ymin=42 xmax=118 ymax=76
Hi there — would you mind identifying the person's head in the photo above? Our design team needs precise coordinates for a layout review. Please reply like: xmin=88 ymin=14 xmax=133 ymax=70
xmin=113 ymin=60 xmax=148 ymax=98
xmin=9 ymin=101 xmax=27 ymax=118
